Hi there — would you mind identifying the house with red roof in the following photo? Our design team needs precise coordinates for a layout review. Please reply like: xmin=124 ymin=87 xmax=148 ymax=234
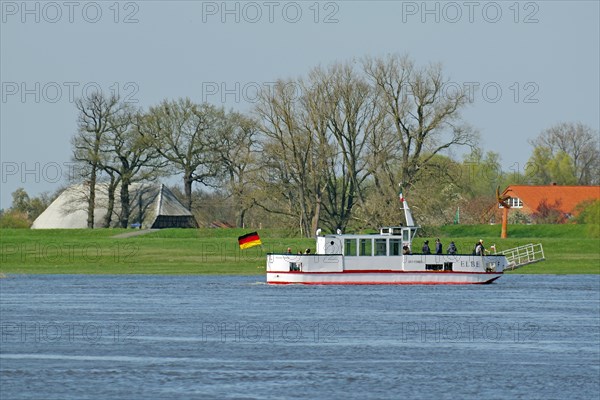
xmin=499 ymin=184 xmax=600 ymax=220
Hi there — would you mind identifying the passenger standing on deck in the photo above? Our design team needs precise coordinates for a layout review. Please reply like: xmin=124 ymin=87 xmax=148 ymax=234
xmin=447 ymin=241 xmax=457 ymax=255
xmin=435 ymin=238 xmax=443 ymax=255
xmin=422 ymin=240 xmax=431 ymax=254
xmin=475 ymin=240 xmax=485 ymax=256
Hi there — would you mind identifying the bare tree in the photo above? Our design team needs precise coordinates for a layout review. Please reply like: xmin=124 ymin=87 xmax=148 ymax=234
xmin=256 ymin=80 xmax=315 ymax=235
xmin=297 ymin=75 xmax=335 ymax=235
xmin=141 ymin=98 xmax=224 ymax=211
xmin=71 ymin=93 xmax=121 ymax=228
xmin=101 ymin=107 xmax=166 ymax=228
xmin=363 ymin=54 xmax=477 ymax=213
xmin=211 ymin=111 xmax=261 ymax=227
xmin=308 ymin=62 xmax=383 ymax=232
xmin=529 ymin=122 xmax=599 ymax=185
xmin=256 ymin=64 xmax=386 ymax=234
xmin=255 ymin=56 xmax=475 ymax=232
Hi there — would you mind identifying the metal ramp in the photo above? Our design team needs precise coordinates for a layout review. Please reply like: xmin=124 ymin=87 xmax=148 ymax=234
xmin=494 ymin=243 xmax=545 ymax=270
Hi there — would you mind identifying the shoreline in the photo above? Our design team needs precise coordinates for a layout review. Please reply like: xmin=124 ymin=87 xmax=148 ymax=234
xmin=1 ymin=226 xmax=598 ymax=275
xmin=1 ymin=271 xmax=598 ymax=276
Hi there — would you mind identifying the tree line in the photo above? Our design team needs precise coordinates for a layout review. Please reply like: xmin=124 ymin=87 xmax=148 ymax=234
xmin=2 ymin=55 xmax=599 ymax=232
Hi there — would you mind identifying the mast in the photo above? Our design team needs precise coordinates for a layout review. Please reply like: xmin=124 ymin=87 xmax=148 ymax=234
xmin=399 ymin=187 xmax=416 ymax=227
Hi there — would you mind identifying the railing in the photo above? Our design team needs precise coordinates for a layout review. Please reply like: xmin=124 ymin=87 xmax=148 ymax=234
xmin=494 ymin=243 xmax=545 ymax=270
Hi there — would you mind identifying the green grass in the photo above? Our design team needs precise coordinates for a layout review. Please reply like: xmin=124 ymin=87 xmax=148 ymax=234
xmin=0 ymin=225 xmax=598 ymax=275
xmin=0 ymin=228 xmax=313 ymax=275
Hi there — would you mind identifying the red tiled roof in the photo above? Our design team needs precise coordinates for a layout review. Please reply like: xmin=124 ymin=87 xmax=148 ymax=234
xmin=502 ymin=185 xmax=600 ymax=215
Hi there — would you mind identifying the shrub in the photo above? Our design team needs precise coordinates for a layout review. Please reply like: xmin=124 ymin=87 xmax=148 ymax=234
xmin=508 ymin=210 xmax=532 ymax=225
xmin=0 ymin=211 xmax=31 ymax=228
xmin=531 ymin=198 xmax=566 ymax=224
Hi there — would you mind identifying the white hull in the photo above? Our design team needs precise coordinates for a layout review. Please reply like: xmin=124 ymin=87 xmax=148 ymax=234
xmin=266 ymin=252 xmax=507 ymax=285
xmin=267 ymin=271 xmax=502 ymax=285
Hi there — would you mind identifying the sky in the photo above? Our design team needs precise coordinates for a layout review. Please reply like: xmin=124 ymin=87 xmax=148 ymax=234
xmin=1 ymin=0 xmax=599 ymax=209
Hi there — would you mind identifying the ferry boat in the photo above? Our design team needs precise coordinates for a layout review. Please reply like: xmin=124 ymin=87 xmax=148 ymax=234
xmin=266 ymin=195 xmax=508 ymax=285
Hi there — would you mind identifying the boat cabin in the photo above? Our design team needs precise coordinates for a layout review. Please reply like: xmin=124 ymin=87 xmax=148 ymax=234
xmin=315 ymin=226 xmax=418 ymax=256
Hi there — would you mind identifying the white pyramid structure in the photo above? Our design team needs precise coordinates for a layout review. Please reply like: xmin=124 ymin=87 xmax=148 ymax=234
xmin=31 ymin=182 xmax=198 ymax=229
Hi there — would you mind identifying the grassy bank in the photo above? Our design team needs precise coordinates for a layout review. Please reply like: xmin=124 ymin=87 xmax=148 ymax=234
xmin=0 ymin=225 xmax=598 ymax=275
xmin=0 ymin=228 xmax=312 ymax=275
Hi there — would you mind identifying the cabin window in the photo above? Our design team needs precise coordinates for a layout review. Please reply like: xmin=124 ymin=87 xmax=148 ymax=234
xmin=344 ymin=239 xmax=357 ymax=256
xmin=375 ymin=239 xmax=387 ymax=256
xmin=402 ymin=230 xmax=410 ymax=242
xmin=425 ymin=264 xmax=444 ymax=271
xmin=359 ymin=239 xmax=372 ymax=256
xmin=390 ymin=239 xmax=402 ymax=256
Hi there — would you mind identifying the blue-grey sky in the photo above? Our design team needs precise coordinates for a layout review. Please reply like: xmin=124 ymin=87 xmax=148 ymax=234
xmin=1 ymin=0 xmax=599 ymax=209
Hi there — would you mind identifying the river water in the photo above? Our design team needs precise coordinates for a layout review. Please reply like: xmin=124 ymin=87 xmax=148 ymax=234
xmin=1 ymin=274 xmax=599 ymax=399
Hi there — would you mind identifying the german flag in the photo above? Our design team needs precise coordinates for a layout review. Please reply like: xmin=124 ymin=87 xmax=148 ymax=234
xmin=238 ymin=232 xmax=262 ymax=250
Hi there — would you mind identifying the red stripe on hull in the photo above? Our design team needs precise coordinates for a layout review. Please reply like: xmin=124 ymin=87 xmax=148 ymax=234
xmin=268 ymin=279 xmax=500 ymax=285
xmin=267 ymin=276 xmax=501 ymax=285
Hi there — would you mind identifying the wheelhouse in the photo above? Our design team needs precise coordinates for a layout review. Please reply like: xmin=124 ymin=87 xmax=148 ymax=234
xmin=316 ymin=226 xmax=418 ymax=257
